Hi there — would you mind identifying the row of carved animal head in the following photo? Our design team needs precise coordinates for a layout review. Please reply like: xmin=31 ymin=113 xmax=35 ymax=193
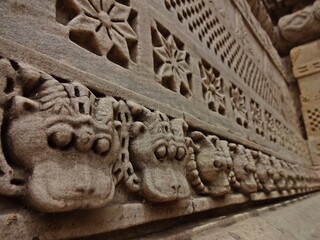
xmin=0 ymin=61 xmax=319 ymax=212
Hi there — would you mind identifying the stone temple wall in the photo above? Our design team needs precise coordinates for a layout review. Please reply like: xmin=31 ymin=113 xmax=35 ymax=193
xmin=0 ymin=0 xmax=319 ymax=239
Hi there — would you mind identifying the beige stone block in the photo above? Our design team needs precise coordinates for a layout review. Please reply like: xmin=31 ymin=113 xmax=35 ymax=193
xmin=291 ymin=40 xmax=320 ymax=78
xmin=308 ymin=137 xmax=320 ymax=164
xmin=291 ymin=40 xmax=320 ymax=163
xmin=301 ymin=99 xmax=320 ymax=137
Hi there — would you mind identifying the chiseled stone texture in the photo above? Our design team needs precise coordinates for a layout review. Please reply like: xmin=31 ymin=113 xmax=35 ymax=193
xmin=0 ymin=0 xmax=318 ymax=239
xmin=291 ymin=40 xmax=320 ymax=164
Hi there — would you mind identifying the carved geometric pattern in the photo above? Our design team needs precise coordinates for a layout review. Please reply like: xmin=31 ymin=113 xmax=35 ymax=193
xmin=307 ymin=107 xmax=320 ymax=133
xmin=152 ymin=22 xmax=193 ymax=98
xmin=230 ymin=84 xmax=248 ymax=128
xmin=275 ymin=119 xmax=285 ymax=147
xmin=199 ymin=60 xmax=226 ymax=115
xmin=162 ymin=0 xmax=288 ymax=126
xmin=164 ymin=0 xmax=238 ymax=67
xmin=250 ymin=100 xmax=264 ymax=136
xmin=265 ymin=111 xmax=277 ymax=143
xmin=56 ymin=0 xmax=138 ymax=68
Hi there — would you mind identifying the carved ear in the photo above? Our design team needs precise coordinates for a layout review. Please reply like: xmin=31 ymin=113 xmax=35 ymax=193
xmin=185 ymin=137 xmax=200 ymax=154
xmin=171 ymin=118 xmax=188 ymax=136
xmin=228 ymin=143 xmax=238 ymax=152
xmin=188 ymin=131 xmax=205 ymax=141
xmin=18 ymin=64 xmax=42 ymax=93
xmin=11 ymin=96 xmax=39 ymax=116
xmin=189 ymin=131 xmax=212 ymax=149
xmin=208 ymin=135 xmax=219 ymax=146
xmin=251 ymin=150 xmax=258 ymax=159
xmin=130 ymin=122 xmax=147 ymax=137
xmin=127 ymin=100 xmax=150 ymax=118
xmin=112 ymin=100 xmax=120 ymax=112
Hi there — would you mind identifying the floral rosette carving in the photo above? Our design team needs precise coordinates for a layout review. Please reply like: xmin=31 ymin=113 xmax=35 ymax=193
xmin=265 ymin=111 xmax=277 ymax=143
xmin=200 ymin=62 xmax=226 ymax=115
xmin=56 ymin=0 xmax=137 ymax=68
xmin=230 ymin=85 xmax=248 ymax=128
xmin=250 ymin=100 xmax=264 ymax=136
xmin=152 ymin=23 xmax=193 ymax=98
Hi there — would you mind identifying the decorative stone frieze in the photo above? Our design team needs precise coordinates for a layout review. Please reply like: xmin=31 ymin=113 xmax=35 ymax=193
xmin=0 ymin=0 xmax=319 ymax=238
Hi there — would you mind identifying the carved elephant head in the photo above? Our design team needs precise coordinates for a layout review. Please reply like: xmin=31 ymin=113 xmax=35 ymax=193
xmin=1 ymin=63 xmax=121 ymax=212
xmin=281 ymin=161 xmax=295 ymax=191
xmin=125 ymin=101 xmax=191 ymax=202
xmin=188 ymin=131 xmax=232 ymax=198
xmin=252 ymin=151 xmax=276 ymax=193
xmin=228 ymin=144 xmax=258 ymax=194
xmin=270 ymin=156 xmax=287 ymax=192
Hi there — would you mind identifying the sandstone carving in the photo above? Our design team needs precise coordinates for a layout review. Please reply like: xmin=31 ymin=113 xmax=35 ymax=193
xmin=230 ymin=85 xmax=248 ymax=128
xmin=199 ymin=60 xmax=226 ymax=116
xmin=1 ymin=0 xmax=320 ymax=237
xmin=282 ymin=161 xmax=295 ymax=191
xmin=56 ymin=0 xmax=138 ymax=68
xmin=270 ymin=156 xmax=287 ymax=191
xmin=277 ymin=0 xmax=320 ymax=54
xmin=188 ymin=132 xmax=232 ymax=197
xmin=125 ymin=101 xmax=192 ymax=202
xmin=250 ymin=100 xmax=264 ymax=137
xmin=252 ymin=151 xmax=276 ymax=193
xmin=228 ymin=144 xmax=258 ymax=194
xmin=0 ymin=61 xmax=122 ymax=212
xmin=152 ymin=22 xmax=193 ymax=98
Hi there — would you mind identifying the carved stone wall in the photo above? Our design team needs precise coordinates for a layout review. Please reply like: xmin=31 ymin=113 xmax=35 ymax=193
xmin=291 ymin=40 xmax=320 ymax=164
xmin=0 ymin=0 xmax=319 ymax=239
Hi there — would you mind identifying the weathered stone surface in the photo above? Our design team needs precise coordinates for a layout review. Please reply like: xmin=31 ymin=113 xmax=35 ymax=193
xmin=143 ymin=193 xmax=320 ymax=240
xmin=291 ymin=39 xmax=320 ymax=164
xmin=0 ymin=0 xmax=319 ymax=239
xmin=277 ymin=0 xmax=320 ymax=54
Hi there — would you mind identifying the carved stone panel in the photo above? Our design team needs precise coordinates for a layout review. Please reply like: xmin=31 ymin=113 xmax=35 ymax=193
xmin=0 ymin=0 xmax=319 ymax=238
xmin=291 ymin=39 xmax=320 ymax=164
xmin=56 ymin=0 xmax=138 ymax=68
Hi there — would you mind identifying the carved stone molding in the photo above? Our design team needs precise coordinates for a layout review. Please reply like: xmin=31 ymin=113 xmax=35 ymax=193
xmin=0 ymin=58 xmax=319 ymax=214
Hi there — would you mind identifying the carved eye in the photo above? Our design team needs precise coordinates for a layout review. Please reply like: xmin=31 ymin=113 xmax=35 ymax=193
xmin=155 ymin=145 xmax=167 ymax=160
xmin=94 ymin=138 xmax=111 ymax=155
xmin=176 ymin=146 xmax=186 ymax=160
xmin=48 ymin=124 xmax=73 ymax=149
xmin=214 ymin=160 xmax=222 ymax=168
